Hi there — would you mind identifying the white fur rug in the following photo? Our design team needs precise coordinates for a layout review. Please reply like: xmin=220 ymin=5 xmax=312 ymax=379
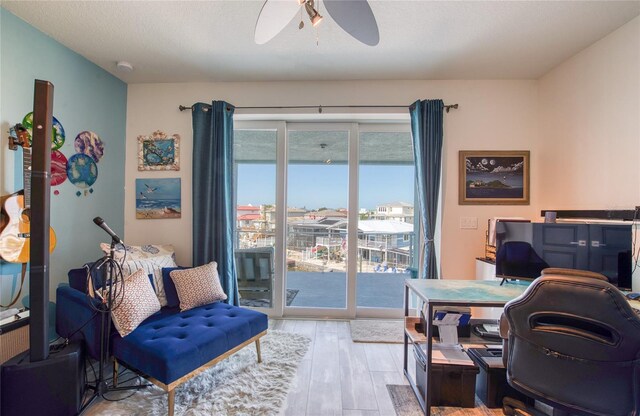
xmin=88 ymin=330 xmax=310 ymax=416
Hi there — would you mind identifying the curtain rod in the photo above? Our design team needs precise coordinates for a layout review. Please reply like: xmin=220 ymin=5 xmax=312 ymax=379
xmin=178 ymin=103 xmax=459 ymax=113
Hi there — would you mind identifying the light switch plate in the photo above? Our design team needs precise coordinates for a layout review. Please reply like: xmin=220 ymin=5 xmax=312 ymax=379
xmin=460 ymin=217 xmax=478 ymax=229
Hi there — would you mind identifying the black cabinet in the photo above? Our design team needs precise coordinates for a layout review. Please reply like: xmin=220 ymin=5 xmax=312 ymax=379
xmin=500 ymin=222 xmax=632 ymax=288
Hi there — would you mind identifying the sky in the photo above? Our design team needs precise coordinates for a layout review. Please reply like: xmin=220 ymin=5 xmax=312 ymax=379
xmin=237 ymin=163 xmax=415 ymax=210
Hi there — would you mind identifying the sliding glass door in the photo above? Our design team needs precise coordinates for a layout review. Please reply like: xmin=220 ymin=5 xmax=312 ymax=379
xmin=233 ymin=123 xmax=282 ymax=313
xmin=284 ymin=125 xmax=352 ymax=315
xmin=234 ymin=121 xmax=413 ymax=318
xmin=356 ymin=125 xmax=415 ymax=314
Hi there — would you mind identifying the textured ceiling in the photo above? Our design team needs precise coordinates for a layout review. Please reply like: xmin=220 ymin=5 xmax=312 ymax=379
xmin=2 ymin=0 xmax=639 ymax=83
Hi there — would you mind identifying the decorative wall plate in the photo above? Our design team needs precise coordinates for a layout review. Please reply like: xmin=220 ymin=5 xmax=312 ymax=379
xmin=67 ymin=153 xmax=98 ymax=189
xmin=22 ymin=112 xmax=65 ymax=150
xmin=51 ymin=150 xmax=68 ymax=186
xmin=74 ymin=130 xmax=105 ymax=162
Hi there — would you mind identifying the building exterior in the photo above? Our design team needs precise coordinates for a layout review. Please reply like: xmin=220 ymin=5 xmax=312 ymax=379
xmin=371 ymin=202 xmax=414 ymax=223
xmin=238 ymin=203 xmax=415 ymax=269
xmin=237 ymin=205 xmax=308 ymax=249
xmin=288 ymin=216 xmax=414 ymax=270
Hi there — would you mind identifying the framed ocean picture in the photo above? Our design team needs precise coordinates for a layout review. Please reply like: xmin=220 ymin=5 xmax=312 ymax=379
xmin=459 ymin=150 xmax=530 ymax=205
xmin=135 ymin=178 xmax=181 ymax=219
xmin=137 ymin=130 xmax=180 ymax=171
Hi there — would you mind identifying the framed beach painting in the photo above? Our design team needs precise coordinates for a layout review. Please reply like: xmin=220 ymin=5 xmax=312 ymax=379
xmin=137 ymin=130 xmax=180 ymax=171
xmin=459 ymin=150 xmax=530 ymax=205
xmin=135 ymin=178 xmax=181 ymax=219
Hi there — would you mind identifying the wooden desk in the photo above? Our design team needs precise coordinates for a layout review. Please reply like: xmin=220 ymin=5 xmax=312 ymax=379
xmin=403 ymin=279 xmax=640 ymax=415
xmin=403 ymin=279 xmax=529 ymax=416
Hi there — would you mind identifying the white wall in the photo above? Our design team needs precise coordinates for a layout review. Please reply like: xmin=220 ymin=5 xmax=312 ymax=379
xmin=125 ymin=17 xmax=639 ymax=284
xmin=538 ymin=16 xmax=640 ymax=289
xmin=538 ymin=16 xmax=639 ymax=209
xmin=125 ymin=80 xmax=540 ymax=278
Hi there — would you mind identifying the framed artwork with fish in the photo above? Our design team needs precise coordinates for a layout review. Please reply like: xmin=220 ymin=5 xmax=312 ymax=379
xmin=137 ymin=130 xmax=180 ymax=171
xmin=459 ymin=150 xmax=530 ymax=205
xmin=135 ymin=178 xmax=181 ymax=219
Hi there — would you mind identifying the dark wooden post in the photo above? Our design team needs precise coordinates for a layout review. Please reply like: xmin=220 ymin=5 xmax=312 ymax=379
xmin=29 ymin=79 xmax=54 ymax=362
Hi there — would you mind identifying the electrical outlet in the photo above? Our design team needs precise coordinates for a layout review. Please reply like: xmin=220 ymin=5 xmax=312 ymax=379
xmin=460 ymin=217 xmax=478 ymax=229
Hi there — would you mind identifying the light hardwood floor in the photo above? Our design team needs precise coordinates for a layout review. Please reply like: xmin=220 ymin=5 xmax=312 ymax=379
xmin=273 ymin=319 xmax=503 ymax=416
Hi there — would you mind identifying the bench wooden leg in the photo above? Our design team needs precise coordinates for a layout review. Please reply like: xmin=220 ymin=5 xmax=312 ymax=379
xmin=256 ymin=339 xmax=262 ymax=363
xmin=113 ymin=359 xmax=119 ymax=387
xmin=168 ymin=389 xmax=175 ymax=416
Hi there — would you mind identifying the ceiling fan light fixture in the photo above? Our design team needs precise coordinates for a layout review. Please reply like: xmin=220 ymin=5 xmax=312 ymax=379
xmin=255 ymin=0 xmax=378 ymax=45
xmin=304 ymin=0 xmax=323 ymax=27
xmin=310 ymin=11 xmax=323 ymax=27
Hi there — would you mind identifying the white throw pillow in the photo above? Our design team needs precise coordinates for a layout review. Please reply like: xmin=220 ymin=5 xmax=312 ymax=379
xmin=109 ymin=269 xmax=161 ymax=337
xmin=100 ymin=242 xmax=175 ymax=261
xmin=121 ymin=254 xmax=177 ymax=306
xmin=170 ymin=262 xmax=227 ymax=311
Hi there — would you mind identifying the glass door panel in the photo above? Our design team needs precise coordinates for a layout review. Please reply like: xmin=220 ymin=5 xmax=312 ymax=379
xmin=357 ymin=130 xmax=415 ymax=310
xmin=233 ymin=129 xmax=277 ymax=308
xmin=285 ymin=129 xmax=349 ymax=309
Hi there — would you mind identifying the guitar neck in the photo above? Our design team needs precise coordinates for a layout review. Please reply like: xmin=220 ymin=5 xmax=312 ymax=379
xmin=23 ymin=147 xmax=31 ymax=209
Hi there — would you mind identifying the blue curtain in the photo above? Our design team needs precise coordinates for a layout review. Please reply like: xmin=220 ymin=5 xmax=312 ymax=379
xmin=191 ymin=101 xmax=239 ymax=305
xmin=410 ymin=100 xmax=444 ymax=279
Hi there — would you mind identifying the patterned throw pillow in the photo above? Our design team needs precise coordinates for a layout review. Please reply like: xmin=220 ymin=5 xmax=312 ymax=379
xmin=121 ymin=254 xmax=177 ymax=307
xmin=109 ymin=269 xmax=161 ymax=337
xmin=100 ymin=243 xmax=175 ymax=261
xmin=170 ymin=262 xmax=227 ymax=311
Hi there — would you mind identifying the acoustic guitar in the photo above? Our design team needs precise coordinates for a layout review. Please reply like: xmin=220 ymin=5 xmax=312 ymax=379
xmin=0 ymin=124 xmax=57 ymax=263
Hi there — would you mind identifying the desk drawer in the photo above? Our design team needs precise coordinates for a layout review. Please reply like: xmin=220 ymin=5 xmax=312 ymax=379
xmin=413 ymin=344 xmax=479 ymax=408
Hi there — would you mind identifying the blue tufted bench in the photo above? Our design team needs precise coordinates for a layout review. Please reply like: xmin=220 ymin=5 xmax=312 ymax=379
xmin=56 ymin=268 xmax=268 ymax=415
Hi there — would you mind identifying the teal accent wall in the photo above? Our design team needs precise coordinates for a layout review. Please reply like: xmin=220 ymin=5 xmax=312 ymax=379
xmin=0 ymin=9 xmax=127 ymax=305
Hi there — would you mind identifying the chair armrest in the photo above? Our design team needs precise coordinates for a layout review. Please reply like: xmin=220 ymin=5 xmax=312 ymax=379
xmin=56 ymin=285 xmax=103 ymax=360
xmin=499 ymin=312 xmax=510 ymax=368
xmin=499 ymin=312 xmax=509 ymax=339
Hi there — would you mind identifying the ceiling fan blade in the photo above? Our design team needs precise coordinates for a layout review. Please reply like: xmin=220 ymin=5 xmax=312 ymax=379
xmin=255 ymin=0 xmax=301 ymax=45
xmin=323 ymin=0 xmax=379 ymax=46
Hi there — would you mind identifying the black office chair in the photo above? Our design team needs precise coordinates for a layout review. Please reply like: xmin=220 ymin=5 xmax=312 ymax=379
xmin=500 ymin=271 xmax=640 ymax=416
xmin=496 ymin=241 xmax=549 ymax=280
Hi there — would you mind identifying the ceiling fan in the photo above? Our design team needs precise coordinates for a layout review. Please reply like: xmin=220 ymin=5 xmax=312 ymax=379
xmin=255 ymin=0 xmax=379 ymax=46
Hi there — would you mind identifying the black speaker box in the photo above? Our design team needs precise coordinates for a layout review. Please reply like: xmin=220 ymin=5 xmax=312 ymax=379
xmin=0 ymin=342 xmax=85 ymax=416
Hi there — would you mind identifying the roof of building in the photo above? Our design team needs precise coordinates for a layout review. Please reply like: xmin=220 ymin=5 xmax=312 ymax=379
xmin=357 ymin=220 xmax=413 ymax=234
xmin=237 ymin=214 xmax=261 ymax=221
xmin=237 ymin=205 xmax=260 ymax=211
xmin=308 ymin=210 xmax=348 ymax=218
xmin=377 ymin=202 xmax=413 ymax=208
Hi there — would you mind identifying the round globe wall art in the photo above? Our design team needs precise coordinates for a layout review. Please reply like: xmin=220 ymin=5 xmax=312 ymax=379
xmin=66 ymin=153 xmax=98 ymax=189
xmin=51 ymin=150 xmax=68 ymax=186
xmin=22 ymin=112 xmax=65 ymax=150
xmin=74 ymin=130 xmax=105 ymax=162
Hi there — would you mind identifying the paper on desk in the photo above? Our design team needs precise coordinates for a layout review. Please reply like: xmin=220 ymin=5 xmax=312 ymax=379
xmin=437 ymin=324 xmax=459 ymax=346
xmin=484 ymin=323 xmax=499 ymax=333
xmin=430 ymin=344 xmax=475 ymax=366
